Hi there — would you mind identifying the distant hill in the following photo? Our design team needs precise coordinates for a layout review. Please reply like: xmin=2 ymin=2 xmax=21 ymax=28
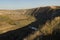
xmin=0 ymin=6 xmax=60 ymax=40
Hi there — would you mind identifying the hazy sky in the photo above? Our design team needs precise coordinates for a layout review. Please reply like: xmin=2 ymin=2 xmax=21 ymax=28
xmin=0 ymin=0 xmax=60 ymax=9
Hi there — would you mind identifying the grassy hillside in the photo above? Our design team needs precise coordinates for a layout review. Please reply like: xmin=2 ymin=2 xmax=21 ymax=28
xmin=0 ymin=6 xmax=60 ymax=40
xmin=0 ymin=14 xmax=36 ymax=34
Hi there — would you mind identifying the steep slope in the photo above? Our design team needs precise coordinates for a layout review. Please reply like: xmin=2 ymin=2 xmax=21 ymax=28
xmin=24 ymin=6 xmax=60 ymax=40
xmin=0 ymin=6 xmax=60 ymax=40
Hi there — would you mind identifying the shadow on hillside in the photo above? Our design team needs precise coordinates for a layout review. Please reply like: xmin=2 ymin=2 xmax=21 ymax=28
xmin=0 ymin=7 xmax=60 ymax=40
xmin=34 ymin=29 xmax=60 ymax=40
xmin=28 ymin=7 xmax=60 ymax=29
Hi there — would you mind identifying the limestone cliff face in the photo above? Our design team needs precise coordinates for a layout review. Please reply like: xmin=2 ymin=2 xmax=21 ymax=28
xmin=0 ymin=6 xmax=60 ymax=40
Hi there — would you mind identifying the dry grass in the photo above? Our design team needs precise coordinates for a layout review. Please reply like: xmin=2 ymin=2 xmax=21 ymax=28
xmin=24 ymin=17 xmax=60 ymax=40
xmin=0 ymin=6 xmax=60 ymax=40
xmin=0 ymin=13 xmax=36 ymax=34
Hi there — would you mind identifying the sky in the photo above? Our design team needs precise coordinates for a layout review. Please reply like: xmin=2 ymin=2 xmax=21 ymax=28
xmin=0 ymin=0 xmax=60 ymax=9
